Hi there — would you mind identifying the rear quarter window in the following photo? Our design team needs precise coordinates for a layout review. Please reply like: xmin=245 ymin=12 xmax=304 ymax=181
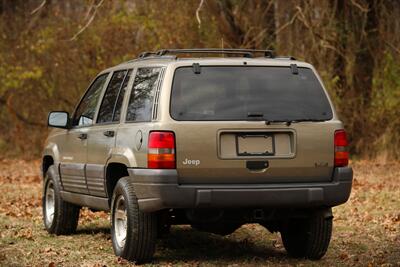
xmin=126 ymin=68 xmax=161 ymax=122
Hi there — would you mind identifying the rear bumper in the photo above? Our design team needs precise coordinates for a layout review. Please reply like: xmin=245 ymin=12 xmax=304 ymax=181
xmin=127 ymin=167 xmax=353 ymax=212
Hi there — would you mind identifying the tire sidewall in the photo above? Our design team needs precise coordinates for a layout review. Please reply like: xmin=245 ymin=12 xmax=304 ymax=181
xmin=42 ymin=166 xmax=60 ymax=233
xmin=111 ymin=179 xmax=136 ymax=257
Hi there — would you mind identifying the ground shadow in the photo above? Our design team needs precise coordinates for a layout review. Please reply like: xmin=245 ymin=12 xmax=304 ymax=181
xmin=154 ymin=226 xmax=287 ymax=263
xmin=74 ymin=224 xmax=290 ymax=263
xmin=75 ymin=226 xmax=110 ymax=235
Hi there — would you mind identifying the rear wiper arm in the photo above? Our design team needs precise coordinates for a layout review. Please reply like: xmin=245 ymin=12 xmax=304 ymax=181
xmin=264 ymin=118 xmax=327 ymax=126
xmin=291 ymin=118 xmax=327 ymax=122
xmin=246 ymin=113 xmax=292 ymax=125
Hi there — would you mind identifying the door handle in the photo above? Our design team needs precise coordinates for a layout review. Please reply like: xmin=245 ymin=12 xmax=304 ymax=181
xmin=103 ymin=130 xmax=115 ymax=137
xmin=77 ymin=133 xmax=87 ymax=140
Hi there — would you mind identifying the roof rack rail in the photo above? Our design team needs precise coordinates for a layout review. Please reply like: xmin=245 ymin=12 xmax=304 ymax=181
xmin=138 ymin=48 xmax=275 ymax=59
xmin=275 ymin=56 xmax=297 ymax=60
xmin=138 ymin=52 xmax=158 ymax=58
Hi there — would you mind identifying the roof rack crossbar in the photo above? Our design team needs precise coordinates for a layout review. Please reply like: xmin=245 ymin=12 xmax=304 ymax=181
xmin=138 ymin=48 xmax=275 ymax=59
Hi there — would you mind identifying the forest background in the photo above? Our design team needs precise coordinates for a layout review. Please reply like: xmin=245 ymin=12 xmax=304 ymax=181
xmin=0 ymin=0 xmax=399 ymax=160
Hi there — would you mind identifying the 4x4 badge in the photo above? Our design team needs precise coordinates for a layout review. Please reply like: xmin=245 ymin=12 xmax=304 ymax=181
xmin=182 ymin=158 xmax=200 ymax=166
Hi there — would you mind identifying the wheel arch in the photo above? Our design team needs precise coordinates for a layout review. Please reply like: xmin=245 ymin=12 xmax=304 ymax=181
xmin=42 ymin=155 xmax=54 ymax=178
xmin=105 ymin=162 xmax=129 ymax=204
xmin=42 ymin=142 xmax=61 ymax=178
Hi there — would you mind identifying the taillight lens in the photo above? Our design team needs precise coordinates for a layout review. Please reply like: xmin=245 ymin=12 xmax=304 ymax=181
xmin=334 ymin=130 xmax=349 ymax=167
xmin=148 ymin=131 xmax=176 ymax=169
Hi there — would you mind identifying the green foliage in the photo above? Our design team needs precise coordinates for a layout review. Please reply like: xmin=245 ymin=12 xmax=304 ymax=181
xmin=368 ymin=52 xmax=400 ymax=158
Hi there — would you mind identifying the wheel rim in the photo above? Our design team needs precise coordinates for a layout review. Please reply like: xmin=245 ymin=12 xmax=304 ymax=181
xmin=45 ymin=180 xmax=55 ymax=225
xmin=113 ymin=195 xmax=128 ymax=248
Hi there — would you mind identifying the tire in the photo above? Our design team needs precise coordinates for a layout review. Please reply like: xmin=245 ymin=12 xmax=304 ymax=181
xmin=42 ymin=166 xmax=80 ymax=235
xmin=280 ymin=208 xmax=333 ymax=260
xmin=111 ymin=177 xmax=157 ymax=263
xmin=191 ymin=223 xmax=241 ymax=236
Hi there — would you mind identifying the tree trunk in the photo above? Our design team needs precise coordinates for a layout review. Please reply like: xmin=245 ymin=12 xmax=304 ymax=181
xmin=353 ymin=0 xmax=380 ymax=107
xmin=206 ymin=0 xmax=276 ymax=49
xmin=261 ymin=1 xmax=276 ymax=50
xmin=352 ymin=0 xmax=381 ymax=153
xmin=333 ymin=0 xmax=347 ymax=96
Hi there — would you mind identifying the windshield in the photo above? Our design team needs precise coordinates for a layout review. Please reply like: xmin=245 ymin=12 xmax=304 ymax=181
xmin=170 ymin=66 xmax=333 ymax=121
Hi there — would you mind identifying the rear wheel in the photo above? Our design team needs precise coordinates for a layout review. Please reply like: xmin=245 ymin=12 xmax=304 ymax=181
xmin=42 ymin=166 xmax=80 ymax=235
xmin=280 ymin=208 xmax=332 ymax=260
xmin=111 ymin=177 xmax=157 ymax=263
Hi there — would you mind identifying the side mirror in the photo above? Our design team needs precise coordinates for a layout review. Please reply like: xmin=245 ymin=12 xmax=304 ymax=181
xmin=48 ymin=111 xmax=70 ymax=129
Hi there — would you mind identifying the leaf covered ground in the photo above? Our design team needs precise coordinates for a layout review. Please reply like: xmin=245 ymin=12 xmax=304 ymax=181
xmin=0 ymin=159 xmax=399 ymax=266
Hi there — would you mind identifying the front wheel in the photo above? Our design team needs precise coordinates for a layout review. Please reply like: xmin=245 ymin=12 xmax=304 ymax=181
xmin=42 ymin=166 xmax=80 ymax=235
xmin=111 ymin=177 xmax=157 ymax=263
xmin=280 ymin=208 xmax=333 ymax=260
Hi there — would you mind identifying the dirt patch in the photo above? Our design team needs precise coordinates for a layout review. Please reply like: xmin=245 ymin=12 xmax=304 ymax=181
xmin=0 ymin=160 xmax=399 ymax=266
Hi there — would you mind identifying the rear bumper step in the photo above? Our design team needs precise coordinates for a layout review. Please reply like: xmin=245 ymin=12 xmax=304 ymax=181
xmin=127 ymin=167 xmax=353 ymax=212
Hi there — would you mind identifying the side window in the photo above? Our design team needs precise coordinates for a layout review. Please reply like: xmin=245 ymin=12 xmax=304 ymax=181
xmin=97 ymin=70 xmax=129 ymax=124
xmin=73 ymin=74 xmax=108 ymax=127
xmin=126 ymin=68 xmax=161 ymax=122
xmin=113 ymin=69 xmax=132 ymax=122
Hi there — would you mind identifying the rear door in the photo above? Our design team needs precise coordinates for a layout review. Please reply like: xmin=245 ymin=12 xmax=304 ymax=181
xmin=169 ymin=65 xmax=339 ymax=184
xmin=86 ymin=69 xmax=132 ymax=197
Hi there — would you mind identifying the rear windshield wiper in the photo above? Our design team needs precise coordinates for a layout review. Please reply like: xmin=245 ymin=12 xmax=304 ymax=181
xmin=265 ymin=118 xmax=327 ymax=126
xmin=247 ymin=113 xmax=327 ymax=125
xmin=291 ymin=118 xmax=327 ymax=122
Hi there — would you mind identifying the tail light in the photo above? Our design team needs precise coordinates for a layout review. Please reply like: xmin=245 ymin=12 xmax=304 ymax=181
xmin=148 ymin=131 xmax=176 ymax=169
xmin=334 ymin=129 xmax=349 ymax=167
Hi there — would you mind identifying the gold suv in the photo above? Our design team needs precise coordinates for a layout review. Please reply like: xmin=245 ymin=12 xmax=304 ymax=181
xmin=42 ymin=49 xmax=353 ymax=263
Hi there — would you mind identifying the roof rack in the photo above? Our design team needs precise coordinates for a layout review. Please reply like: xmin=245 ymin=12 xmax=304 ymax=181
xmin=138 ymin=48 xmax=275 ymax=59
xmin=138 ymin=52 xmax=158 ymax=58
xmin=275 ymin=56 xmax=297 ymax=60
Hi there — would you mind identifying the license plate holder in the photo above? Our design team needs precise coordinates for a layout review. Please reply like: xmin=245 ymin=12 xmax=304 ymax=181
xmin=236 ymin=134 xmax=275 ymax=156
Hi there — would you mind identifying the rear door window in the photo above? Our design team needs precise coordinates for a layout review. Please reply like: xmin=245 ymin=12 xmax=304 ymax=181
xmin=113 ymin=69 xmax=132 ymax=122
xmin=170 ymin=66 xmax=333 ymax=121
xmin=126 ymin=68 xmax=161 ymax=122
xmin=97 ymin=69 xmax=131 ymax=124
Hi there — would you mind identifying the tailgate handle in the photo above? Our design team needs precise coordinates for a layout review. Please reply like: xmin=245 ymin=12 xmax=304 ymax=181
xmin=246 ymin=161 xmax=269 ymax=171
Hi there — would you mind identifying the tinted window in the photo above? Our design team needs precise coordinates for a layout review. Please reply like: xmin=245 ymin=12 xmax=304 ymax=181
xmin=126 ymin=68 xmax=161 ymax=122
xmin=113 ymin=69 xmax=132 ymax=122
xmin=97 ymin=70 xmax=127 ymax=123
xmin=73 ymin=74 xmax=108 ymax=126
xmin=170 ymin=67 xmax=333 ymax=121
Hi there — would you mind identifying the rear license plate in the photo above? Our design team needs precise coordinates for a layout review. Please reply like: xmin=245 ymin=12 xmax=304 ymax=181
xmin=236 ymin=134 xmax=275 ymax=156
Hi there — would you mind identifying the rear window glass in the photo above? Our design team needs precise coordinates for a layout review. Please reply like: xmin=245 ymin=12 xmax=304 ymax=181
xmin=170 ymin=66 xmax=333 ymax=121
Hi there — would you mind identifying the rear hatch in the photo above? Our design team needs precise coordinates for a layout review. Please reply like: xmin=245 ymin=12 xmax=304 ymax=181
xmin=169 ymin=65 xmax=339 ymax=184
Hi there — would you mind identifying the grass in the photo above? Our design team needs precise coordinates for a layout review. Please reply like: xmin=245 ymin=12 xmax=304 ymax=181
xmin=0 ymin=159 xmax=399 ymax=266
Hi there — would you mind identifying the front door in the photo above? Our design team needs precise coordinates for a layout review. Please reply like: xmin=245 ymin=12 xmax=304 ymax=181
xmin=86 ymin=69 xmax=132 ymax=197
xmin=59 ymin=73 xmax=109 ymax=194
